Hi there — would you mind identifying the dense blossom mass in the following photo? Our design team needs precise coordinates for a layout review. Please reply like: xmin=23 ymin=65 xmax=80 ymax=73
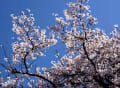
xmin=0 ymin=0 xmax=120 ymax=88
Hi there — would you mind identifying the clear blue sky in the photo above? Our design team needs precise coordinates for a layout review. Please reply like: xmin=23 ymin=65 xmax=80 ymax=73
xmin=0 ymin=0 xmax=120 ymax=68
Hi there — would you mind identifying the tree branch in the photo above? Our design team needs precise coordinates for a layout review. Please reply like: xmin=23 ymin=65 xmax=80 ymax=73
xmin=12 ymin=70 xmax=57 ymax=88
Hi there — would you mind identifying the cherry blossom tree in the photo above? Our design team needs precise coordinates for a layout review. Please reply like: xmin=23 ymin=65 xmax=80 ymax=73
xmin=0 ymin=0 xmax=120 ymax=88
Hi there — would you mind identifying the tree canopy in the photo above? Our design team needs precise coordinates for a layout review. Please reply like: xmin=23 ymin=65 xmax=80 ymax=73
xmin=0 ymin=0 xmax=120 ymax=88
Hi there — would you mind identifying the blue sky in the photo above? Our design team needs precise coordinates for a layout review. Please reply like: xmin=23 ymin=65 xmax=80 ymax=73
xmin=0 ymin=0 xmax=120 ymax=68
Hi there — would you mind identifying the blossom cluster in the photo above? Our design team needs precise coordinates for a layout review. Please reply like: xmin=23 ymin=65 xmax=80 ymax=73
xmin=11 ymin=9 xmax=57 ymax=62
xmin=0 ymin=0 xmax=120 ymax=88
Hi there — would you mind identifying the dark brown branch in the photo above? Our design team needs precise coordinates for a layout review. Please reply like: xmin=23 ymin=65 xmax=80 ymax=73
xmin=23 ymin=51 xmax=29 ymax=73
xmin=22 ymin=31 xmax=35 ymax=73
xmin=12 ymin=70 xmax=57 ymax=88
xmin=0 ymin=63 xmax=10 ymax=71
xmin=82 ymin=42 xmax=96 ymax=71
xmin=81 ymin=23 xmax=114 ymax=88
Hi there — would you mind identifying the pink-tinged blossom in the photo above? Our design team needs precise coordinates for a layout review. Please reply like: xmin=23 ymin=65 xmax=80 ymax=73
xmin=4 ymin=58 xmax=8 ymax=62
xmin=114 ymin=24 xmax=118 ymax=28
xmin=1 ymin=0 xmax=120 ymax=88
